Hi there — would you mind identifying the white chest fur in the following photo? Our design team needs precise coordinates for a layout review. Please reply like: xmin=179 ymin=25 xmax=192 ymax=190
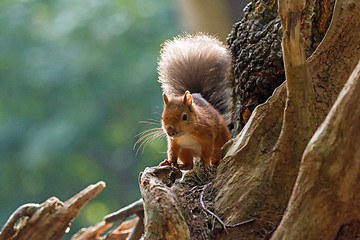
xmin=176 ymin=134 xmax=202 ymax=156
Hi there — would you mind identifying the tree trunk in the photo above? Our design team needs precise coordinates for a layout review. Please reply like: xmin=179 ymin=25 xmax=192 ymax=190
xmin=271 ymin=58 xmax=360 ymax=239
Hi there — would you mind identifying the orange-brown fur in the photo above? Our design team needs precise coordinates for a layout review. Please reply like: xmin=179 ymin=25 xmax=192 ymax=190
xmin=162 ymin=91 xmax=230 ymax=169
xmin=158 ymin=33 xmax=232 ymax=169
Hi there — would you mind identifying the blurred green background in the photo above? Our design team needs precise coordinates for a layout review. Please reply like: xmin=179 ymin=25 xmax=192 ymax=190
xmin=0 ymin=0 xmax=178 ymax=237
xmin=0 ymin=0 xmax=246 ymax=238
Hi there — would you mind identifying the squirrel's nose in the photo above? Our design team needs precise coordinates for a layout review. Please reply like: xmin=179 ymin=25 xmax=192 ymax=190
xmin=166 ymin=126 xmax=176 ymax=136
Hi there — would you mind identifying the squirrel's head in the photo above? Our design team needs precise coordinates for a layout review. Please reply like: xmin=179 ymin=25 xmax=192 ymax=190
xmin=162 ymin=91 xmax=196 ymax=138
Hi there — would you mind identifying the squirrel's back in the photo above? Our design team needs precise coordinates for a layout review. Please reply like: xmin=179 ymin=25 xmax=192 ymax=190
xmin=157 ymin=33 xmax=232 ymax=119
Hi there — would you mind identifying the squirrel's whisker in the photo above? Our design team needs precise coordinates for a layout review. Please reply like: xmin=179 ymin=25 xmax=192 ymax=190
xmin=134 ymin=127 xmax=165 ymax=155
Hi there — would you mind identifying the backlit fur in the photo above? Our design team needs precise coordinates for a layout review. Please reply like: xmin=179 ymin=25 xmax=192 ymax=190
xmin=158 ymin=33 xmax=231 ymax=169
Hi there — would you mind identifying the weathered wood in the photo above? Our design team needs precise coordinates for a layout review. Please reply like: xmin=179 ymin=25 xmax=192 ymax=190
xmin=307 ymin=0 xmax=360 ymax=126
xmin=72 ymin=197 xmax=145 ymax=240
xmin=105 ymin=217 xmax=142 ymax=240
xmin=71 ymin=221 xmax=112 ymax=240
xmin=0 ymin=204 xmax=41 ymax=240
xmin=104 ymin=199 xmax=144 ymax=240
xmin=125 ymin=214 xmax=144 ymax=240
xmin=139 ymin=165 xmax=189 ymax=240
xmin=138 ymin=159 xmax=223 ymax=240
xmin=212 ymin=0 xmax=360 ymax=238
xmin=271 ymin=0 xmax=314 ymax=197
xmin=0 ymin=181 xmax=105 ymax=240
xmin=272 ymin=59 xmax=360 ymax=239
xmin=104 ymin=199 xmax=143 ymax=224
xmin=72 ymin=216 xmax=144 ymax=240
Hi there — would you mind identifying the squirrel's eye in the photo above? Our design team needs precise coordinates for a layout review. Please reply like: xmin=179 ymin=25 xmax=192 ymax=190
xmin=182 ymin=113 xmax=187 ymax=121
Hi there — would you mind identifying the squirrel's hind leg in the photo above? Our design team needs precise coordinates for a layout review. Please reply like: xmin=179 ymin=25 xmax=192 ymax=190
xmin=178 ymin=148 xmax=194 ymax=170
xmin=210 ymin=146 xmax=222 ymax=166
xmin=211 ymin=134 xmax=228 ymax=166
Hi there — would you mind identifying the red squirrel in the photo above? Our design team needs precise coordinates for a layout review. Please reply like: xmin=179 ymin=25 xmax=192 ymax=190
xmin=157 ymin=33 xmax=232 ymax=170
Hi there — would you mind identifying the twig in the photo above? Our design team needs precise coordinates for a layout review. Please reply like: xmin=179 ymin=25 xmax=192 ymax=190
xmin=226 ymin=219 xmax=255 ymax=228
xmin=104 ymin=198 xmax=144 ymax=223
xmin=71 ymin=221 xmax=112 ymax=240
xmin=104 ymin=198 xmax=145 ymax=240
xmin=200 ymin=184 xmax=254 ymax=234
xmin=200 ymin=185 xmax=229 ymax=233
xmin=126 ymin=212 xmax=144 ymax=240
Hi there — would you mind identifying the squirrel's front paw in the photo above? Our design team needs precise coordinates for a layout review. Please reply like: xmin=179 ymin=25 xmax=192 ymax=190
xmin=158 ymin=159 xmax=171 ymax=167
xmin=158 ymin=159 xmax=181 ymax=169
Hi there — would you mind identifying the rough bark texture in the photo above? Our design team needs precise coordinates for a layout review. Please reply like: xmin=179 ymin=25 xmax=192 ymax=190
xmin=0 ymin=181 xmax=145 ymax=240
xmin=0 ymin=182 xmax=105 ymax=240
xmin=228 ymin=0 xmax=335 ymax=133
xmin=139 ymin=161 xmax=218 ymax=240
xmin=72 ymin=221 xmax=113 ymax=240
xmin=271 ymin=59 xmax=360 ymax=239
xmin=72 ymin=217 xmax=143 ymax=240
xmin=212 ymin=0 xmax=360 ymax=239
xmin=139 ymin=166 xmax=190 ymax=240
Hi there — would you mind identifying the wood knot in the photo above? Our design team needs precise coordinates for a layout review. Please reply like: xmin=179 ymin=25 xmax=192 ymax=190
xmin=142 ymin=165 xmax=182 ymax=187
xmin=348 ymin=1 xmax=356 ymax=11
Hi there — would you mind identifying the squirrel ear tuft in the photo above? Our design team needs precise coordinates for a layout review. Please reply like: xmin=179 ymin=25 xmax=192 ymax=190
xmin=183 ymin=90 xmax=192 ymax=107
xmin=163 ymin=93 xmax=169 ymax=105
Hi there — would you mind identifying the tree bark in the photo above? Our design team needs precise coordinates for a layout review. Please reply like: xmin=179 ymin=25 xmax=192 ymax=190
xmin=139 ymin=166 xmax=190 ymax=240
xmin=271 ymin=58 xmax=360 ymax=239
xmin=212 ymin=0 xmax=360 ymax=239
xmin=228 ymin=0 xmax=336 ymax=133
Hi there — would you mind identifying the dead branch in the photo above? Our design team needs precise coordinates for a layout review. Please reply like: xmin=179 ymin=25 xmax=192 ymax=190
xmin=103 ymin=198 xmax=144 ymax=240
xmin=72 ymin=216 xmax=144 ymax=240
xmin=0 ymin=181 xmax=105 ymax=240
xmin=104 ymin=217 xmax=143 ymax=240
xmin=71 ymin=221 xmax=113 ymax=240
xmin=124 ymin=213 xmax=144 ymax=240
xmin=0 ymin=204 xmax=41 ymax=240
xmin=104 ymin=199 xmax=143 ymax=224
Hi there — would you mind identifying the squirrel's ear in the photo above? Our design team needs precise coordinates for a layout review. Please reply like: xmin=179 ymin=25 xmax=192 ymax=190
xmin=183 ymin=90 xmax=192 ymax=107
xmin=163 ymin=93 xmax=169 ymax=105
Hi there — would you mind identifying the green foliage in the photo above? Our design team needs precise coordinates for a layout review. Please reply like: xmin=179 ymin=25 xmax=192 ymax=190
xmin=0 ymin=0 xmax=178 ymax=238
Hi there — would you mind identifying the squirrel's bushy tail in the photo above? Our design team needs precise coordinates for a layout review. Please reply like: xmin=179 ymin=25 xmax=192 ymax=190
xmin=158 ymin=33 xmax=232 ymax=118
